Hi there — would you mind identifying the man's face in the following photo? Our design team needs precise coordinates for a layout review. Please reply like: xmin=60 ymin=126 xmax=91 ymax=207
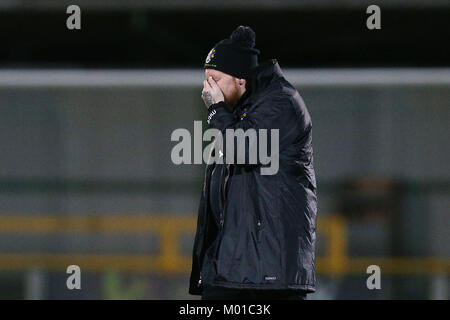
xmin=205 ymin=69 xmax=245 ymax=108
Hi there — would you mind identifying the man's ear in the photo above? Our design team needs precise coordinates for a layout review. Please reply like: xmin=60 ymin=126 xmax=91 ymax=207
xmin=238 ymin=78 xmax=246 ymax=88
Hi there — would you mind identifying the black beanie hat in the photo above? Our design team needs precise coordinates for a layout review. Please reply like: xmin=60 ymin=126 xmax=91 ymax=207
xmin=204 ymin=26 xmax=260 ymax=79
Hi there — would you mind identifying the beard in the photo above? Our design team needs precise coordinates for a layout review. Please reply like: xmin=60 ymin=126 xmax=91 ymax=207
xmin=224 ymin=88 xmax=244 ymax=111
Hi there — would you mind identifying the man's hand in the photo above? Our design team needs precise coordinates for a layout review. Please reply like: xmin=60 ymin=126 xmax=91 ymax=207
xmin=201 ymin=76 xmax=225 ymax=109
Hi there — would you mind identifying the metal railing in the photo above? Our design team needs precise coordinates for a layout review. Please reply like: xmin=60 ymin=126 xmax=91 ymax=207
xmin=0 ymin=215 xmax=448 ymax=275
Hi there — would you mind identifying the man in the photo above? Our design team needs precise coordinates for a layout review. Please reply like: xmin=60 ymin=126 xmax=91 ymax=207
xmin=189 ymin=26 xmax=317 ymax=300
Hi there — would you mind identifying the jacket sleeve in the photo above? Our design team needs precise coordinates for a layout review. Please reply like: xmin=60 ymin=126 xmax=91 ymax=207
xmin=206 ymin=95 xmax=303 ymax=168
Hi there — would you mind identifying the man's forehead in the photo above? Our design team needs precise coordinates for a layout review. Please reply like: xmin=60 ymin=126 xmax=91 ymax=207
xmin=205 ymin=69 xmax=224 ymax=78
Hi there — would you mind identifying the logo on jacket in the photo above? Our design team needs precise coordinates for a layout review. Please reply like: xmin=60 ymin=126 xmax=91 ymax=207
xmin=240 ymin=108 xmax=248 ymax=120
xmin=207 ymin=109 xmax=217 ymax=124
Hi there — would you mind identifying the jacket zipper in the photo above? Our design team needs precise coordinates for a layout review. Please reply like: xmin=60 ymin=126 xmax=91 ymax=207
xmin=220 ymin=164 xmax=231 ymax=228
xmin=197 ymin=144 xmax=215 ymax=288
xmin=247 ymin=170 xmax=261 ymax=241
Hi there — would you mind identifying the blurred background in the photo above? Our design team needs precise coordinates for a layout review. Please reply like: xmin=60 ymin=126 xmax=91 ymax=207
xmin=0 ymin=0 xmax=449 ymax=299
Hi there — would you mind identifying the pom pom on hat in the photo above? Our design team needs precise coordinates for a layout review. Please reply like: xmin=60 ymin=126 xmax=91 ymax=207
xmin=230 ymin=26 xmax=256 ymax=49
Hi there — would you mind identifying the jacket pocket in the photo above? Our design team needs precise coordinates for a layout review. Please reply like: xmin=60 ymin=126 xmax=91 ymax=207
xmin=256 ymin=218 xmax=262 ymax=243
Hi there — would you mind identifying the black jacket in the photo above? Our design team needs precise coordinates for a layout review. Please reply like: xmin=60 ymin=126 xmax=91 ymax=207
xmin=189 ymin=59 xmax=317 ymax=295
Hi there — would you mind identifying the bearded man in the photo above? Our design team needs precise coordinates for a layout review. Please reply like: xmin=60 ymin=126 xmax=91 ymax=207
xmin=189 ymin=25 xmax=318 ymax=300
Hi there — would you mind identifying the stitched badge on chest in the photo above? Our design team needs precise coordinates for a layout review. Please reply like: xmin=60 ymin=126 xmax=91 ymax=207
xmin=240 ymin=108 xmax=248 ymax=120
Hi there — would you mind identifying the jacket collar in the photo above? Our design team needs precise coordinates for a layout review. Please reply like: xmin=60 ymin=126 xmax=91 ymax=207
xmin=236 ymin=59 xmax=284 ymax=107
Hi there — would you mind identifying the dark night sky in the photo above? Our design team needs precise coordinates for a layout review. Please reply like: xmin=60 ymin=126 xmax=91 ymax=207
xmin=0 ymin=8 xmax=448 ymax=68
